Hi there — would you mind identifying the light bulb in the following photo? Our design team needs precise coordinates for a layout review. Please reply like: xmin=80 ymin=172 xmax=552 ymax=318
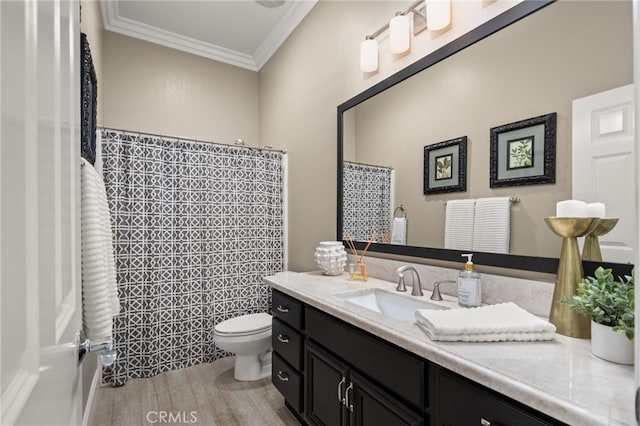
xmin=360 ymin=38 xmax=378 ymax=72
xmin=389 ymin=13 xmax=410 ymax=54
xmin=426 ymin=0 xmax=451 ymax=31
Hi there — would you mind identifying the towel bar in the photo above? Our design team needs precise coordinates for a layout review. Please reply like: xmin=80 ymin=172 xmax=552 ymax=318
xmin=443 ymin=196 xmax=520 ymax=206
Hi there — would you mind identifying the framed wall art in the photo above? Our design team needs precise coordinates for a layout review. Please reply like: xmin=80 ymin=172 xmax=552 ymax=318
xmin=423 ymin=136 xmax=467 ymax=195
xmin=490 ymin=112 xmax=556 ymax=188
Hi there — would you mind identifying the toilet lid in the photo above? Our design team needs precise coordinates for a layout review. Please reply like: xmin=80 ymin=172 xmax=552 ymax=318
xmin=214 ymin=312 xmax=272 ymax=336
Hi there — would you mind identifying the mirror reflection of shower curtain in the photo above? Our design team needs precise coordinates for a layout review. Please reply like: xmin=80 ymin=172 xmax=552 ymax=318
xmin=342 ymin=161 xmax=393 ymax=242
xmin=99 ymin=129 xmax=286 ymax=386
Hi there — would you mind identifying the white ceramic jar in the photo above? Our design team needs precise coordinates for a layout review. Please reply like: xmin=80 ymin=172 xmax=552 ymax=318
xmin=314 ymin=241 xmax=347 ymax=276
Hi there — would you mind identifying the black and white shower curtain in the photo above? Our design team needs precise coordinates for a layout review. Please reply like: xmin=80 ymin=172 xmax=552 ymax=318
xmin=342 ymin=161 xmax=393 ymax=242
xmin=99 ymin=129 xmax=285 ymax=386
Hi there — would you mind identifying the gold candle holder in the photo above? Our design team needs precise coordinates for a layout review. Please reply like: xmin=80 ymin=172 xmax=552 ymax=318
xmin=544 ymin=217 xmax=601 ymax=338
xmin=582 ymin=218 xmax=619 ymax=262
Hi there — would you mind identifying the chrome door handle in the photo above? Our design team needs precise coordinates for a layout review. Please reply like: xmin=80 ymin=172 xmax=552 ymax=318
xmin=276 ymin=305 xmax=289 ymax=313
xmin=337 ymin=377 xmax=346 ymax=403
xmin=276 ymin=334 xmax=289 ymax=344
xmin=276 ymin=371 xmax=289 ymax=382
xmin=480 ymin=419 xmax=491 ymax=426
xmin=344 ymin=382 xmax=354 ymax=411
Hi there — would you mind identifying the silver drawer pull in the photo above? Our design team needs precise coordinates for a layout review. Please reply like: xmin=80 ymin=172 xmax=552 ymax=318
xmin=480 ymin=419 xmax=491 ymax=426
xmin=276 ymin=305 xmax=289 ymax=313
xmin=345 ymin=383 xmax=354 ymax=411
xmin=337 ymin=377 xmax=346 ymax=403
xmin=277 ymin=334 xmax=289 ymax=344
xmin=276 ymin=371 xmax=289 ymax=382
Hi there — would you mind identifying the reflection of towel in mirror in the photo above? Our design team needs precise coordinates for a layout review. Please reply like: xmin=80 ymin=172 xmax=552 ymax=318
xmin=415 ymin=302 xmax=556 ymax=342
xmin=391 ymin=217 xmax=406 ymax=245
xmin=472 ymin=197 xmax=510 ymax=254
xmin=444 ymin=199 xmax=476 ymax=250
xmin=81 ymin=158 xmax=120 ymax=340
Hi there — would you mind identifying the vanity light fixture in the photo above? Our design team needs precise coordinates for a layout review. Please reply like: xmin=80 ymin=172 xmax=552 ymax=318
xmin=359 ymin=0 xmax=452 ymax=73
xmin=389 ymin=12 xmax=410 ymax=54
xmin=426 ymin=0 xmax=451 ymax=30
xmin=360 ymin=36 xmax=379 ymax=73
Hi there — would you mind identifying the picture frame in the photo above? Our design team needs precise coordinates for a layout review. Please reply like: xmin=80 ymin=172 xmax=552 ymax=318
xmin=81 ymin=33 xmax=98 ymax=165
xmin=490 ymin=112 xmax=556 ymax=188
xmin=423 ymin=136 xmax=467 ymax=195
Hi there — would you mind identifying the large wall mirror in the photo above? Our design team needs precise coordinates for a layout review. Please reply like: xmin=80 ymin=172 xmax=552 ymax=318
xmin=337 ymin=0 xmax=634 ymax=275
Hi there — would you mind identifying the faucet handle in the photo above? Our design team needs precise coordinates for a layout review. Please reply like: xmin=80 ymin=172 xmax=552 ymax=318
xmin=431 ymin=280 xmax=456 ymax=301
xmin=396 ymin=275 xmax=407 ymax=292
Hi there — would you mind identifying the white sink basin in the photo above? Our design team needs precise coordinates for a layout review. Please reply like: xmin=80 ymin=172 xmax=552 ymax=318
xmin=338 ymin=289 xmax=447 ymax=322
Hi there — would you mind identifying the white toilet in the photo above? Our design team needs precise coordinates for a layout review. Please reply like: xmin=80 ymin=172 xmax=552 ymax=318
xmin=213 ymin=312 xmax=273 ymax=381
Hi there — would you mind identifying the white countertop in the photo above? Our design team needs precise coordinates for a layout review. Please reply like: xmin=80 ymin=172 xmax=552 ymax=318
xmin=264 ymin=271 xmax=635 ymax=426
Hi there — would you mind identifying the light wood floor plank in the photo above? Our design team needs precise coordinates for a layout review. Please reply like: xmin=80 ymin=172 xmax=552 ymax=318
xmin=87 ymin=357 xmax=299 ymax=426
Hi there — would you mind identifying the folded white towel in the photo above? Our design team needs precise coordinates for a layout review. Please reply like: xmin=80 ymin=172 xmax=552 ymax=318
xmin=472 ymin=197 xmax=510 ymax=254
xmin=444 ymin=199 xmax=476 ymax=250
xmin=415 ymin=302 xmax=555 ymax=342
xmin=81 ymin=158 xmax=120 ymax=340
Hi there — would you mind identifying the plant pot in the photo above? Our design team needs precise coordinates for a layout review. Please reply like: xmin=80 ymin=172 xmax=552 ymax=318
xmin=591 ymin=320 xmax=634 ymax=365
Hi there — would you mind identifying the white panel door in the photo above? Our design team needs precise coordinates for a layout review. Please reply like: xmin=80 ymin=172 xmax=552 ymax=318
xmin=0 ymin=1 xmax=82 ymax=425
xmin=572 ymin=84 xmax=635 ymax=264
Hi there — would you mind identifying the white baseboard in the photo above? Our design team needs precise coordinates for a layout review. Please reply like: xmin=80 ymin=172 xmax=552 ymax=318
xmin=82 ymin=367 xmax=101 ymax=426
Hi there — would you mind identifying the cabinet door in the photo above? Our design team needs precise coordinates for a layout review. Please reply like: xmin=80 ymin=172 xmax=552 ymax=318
xmin=436 ymin=369 xmax=557 ymax=426
xmin=351 ymin=371 xmax=423 ymax=426
xmin=306 ymin=341 xmax=349 ymax=426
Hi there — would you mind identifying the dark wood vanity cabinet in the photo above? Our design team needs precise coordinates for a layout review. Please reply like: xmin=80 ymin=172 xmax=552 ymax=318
xmin=433 ymin=367 xmax=559 ymax=426
xmin=271 ymin=290 xmax=305 ymax=418
xmin=305 ymin=337 xmax=423 ymax=426
xmin=271 ymin=289 xmax=561 ymax=426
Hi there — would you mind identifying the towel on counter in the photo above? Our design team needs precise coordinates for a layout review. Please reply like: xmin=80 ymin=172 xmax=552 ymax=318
xmin=391 ymin=217 xmax=407 ymax=245
xmin=81 ymin=158 xmax=120 ymax=340
xmin=472 ymin=197 xmax=510 ymax=254
xmin=444 ymin=199 xmax=476 ymax=250
xmin=415 ymin=302 xmax=556 ymax=342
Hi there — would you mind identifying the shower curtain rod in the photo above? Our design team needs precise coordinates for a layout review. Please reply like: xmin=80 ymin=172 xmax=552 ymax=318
xmin=98 ymin=126 xmax=287 ymax=154
xmin=344 ymin=159 xmax=394 ymax=170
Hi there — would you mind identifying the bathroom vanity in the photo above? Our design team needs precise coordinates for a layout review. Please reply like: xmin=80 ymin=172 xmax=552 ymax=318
xmin=266 ymin=271 xmax=634 ymax=426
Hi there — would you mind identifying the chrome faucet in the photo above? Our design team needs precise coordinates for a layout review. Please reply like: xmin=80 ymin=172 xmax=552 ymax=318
xmin=431 ymin=280 xmax=457 ymax=301
xmin=395 ymin=265 xmax=424 ymax=297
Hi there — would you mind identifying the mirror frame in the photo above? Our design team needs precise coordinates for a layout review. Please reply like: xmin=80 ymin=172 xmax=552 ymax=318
xmin=337 ymin=0 xmax=633 ymax=277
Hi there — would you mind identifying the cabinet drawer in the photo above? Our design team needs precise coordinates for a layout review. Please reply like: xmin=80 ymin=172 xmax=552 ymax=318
xmin=273 ymin=352 xmax=303 ymax=413
xmin=272 ymin=318 xmax=303 ymax=371
xmin=306 ymin=307 xmax=425 ymax=411
xmin=272 ymin=290 xmax=304 ymax=330
xmin=437 ymin=369 xmax=558 ymax=426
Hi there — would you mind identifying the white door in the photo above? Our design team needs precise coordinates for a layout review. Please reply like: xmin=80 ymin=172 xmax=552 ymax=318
xmin=1 ymin=1 xmax=82 ymax=425
xmin=572 ymin=84 xmax=636 ymax=264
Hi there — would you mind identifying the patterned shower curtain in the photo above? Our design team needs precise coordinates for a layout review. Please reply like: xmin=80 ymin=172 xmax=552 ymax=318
xmin=99 ymin=129 xmax=285 ymax=386
xmin=342 ymin=161 xmax=393 ymax=242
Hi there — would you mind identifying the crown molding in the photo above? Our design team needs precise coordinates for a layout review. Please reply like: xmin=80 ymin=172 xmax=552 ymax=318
xmin=101 ymin=1 xmax=318 ymax=72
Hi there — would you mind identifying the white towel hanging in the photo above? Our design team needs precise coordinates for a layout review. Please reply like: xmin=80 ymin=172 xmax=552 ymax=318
xmin=472 ymin=197 xmax=511 ymax=254
xmin=81 ymin=158 xmax=120 ymax=340
xmin=444 ymin=199 xmax=476 ymax=250
xmin=391 ymin=217 xmax=407 ymax=245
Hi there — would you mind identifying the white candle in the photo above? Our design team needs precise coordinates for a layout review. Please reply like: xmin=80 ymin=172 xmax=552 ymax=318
xmin=586 ymin=202 xmax=606 ymax=218
xmin=556 ymin=200 xmax=588 ymax=217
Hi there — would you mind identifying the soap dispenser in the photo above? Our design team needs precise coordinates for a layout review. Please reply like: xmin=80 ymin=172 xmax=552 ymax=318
xmin=458 ymin=253 xmax=481 ymax=307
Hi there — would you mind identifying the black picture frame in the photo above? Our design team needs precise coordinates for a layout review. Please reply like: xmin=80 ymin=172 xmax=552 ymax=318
xmin=81 ymin=33 xmax=97 ymax=165
xmin=423 ymin=136 xmax=467 ymax=195
xmin=490 ymin=112 xmax=556 ymax=188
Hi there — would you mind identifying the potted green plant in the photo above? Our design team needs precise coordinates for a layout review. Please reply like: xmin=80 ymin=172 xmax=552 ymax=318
xmin=562 ymin=266 xmax=634 ymax=365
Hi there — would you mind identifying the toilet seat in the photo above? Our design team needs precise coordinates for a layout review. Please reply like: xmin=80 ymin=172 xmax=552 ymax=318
xmin=214 ymin=312 xmax=272 ymax=337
